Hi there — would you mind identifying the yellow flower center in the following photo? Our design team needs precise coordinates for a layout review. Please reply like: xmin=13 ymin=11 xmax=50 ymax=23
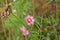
xmin=23 ymin=29 xmax=26 ymax=32
xmin=27 ymin=18 xmax=32 ymax=23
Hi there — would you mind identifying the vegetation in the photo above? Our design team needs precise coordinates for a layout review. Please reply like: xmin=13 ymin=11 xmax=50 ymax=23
xmin=0 ymin=0 xmax=60 ymax=40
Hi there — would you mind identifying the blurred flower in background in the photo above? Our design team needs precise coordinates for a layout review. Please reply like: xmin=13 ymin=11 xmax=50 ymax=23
xmin=20 ymin=26 xmax=29 ymax=36
xmin=51 ymin=4 xmax=56 ymax=10
xmin=25 ymin=15 xmax=35 ymax=25
xmin=13 ymin=0 xmax=16 ymax=2
xmin=13 ymin=9 xmax=17 ymax=13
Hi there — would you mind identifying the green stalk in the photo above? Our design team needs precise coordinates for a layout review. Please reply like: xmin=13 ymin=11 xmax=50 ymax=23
xmin=56 ymin=1 xmax=58 ymax=24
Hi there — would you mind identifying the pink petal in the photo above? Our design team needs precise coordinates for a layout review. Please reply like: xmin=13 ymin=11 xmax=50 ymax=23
xmin=20 ymin=26 xmax=26 ymax=32
xmin=23 ymin=30 xmax=29 ymax=36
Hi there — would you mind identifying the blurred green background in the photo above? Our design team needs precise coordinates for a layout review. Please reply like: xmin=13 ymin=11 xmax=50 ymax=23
xmin=0 ymin=0 xmax=60 ymax=40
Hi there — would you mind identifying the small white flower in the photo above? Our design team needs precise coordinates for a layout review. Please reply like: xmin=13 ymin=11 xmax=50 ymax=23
xmin=13 ymin=0 xmax=16 ymax=2
xmin=13 ymin=9 xmax=16 ymax=13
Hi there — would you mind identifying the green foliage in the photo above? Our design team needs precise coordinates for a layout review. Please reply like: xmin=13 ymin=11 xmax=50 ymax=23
xmin=0 ymin=0 xmax=60 ymax=40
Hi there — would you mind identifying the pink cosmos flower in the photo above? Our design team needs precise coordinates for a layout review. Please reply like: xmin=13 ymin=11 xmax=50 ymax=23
xmin=51 ymin=4 xmax=56 ymax=10
xmin=25 ymin=15 xmax=34 ymax=25
xmin=20 ymin=26 xmax=29 ymax=36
